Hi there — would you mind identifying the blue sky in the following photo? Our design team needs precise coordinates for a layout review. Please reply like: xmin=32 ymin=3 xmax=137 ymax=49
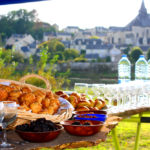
xmin=0 ymin=0 xmax=149 ymax=30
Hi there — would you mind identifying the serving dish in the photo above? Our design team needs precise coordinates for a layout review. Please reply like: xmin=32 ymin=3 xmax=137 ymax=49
xmin=61 ymin=120 xmax=103 ymax=136
xmin=16 ymin=124 xmax=63 ymax=143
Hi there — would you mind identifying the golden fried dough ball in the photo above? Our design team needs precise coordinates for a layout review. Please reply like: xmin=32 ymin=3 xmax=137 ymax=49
xmin=51 ymin=98 xmax=60 ymax=106
xmin=0 ymin=85 xmax=14 ymax=93
xmin=7 ymin=96 xmax=19 ymax=104
xmin=10 ymin=83 xmax=21 ymax=90
xmin=21 ymin=86 xmax=32 ymax=93
xmin=9 ymin=90 xmax=22 ymax=98
xmin=70 ymin=93 xmax=81 ymax=102
xmin=46 ymin=91 xmax=54 ymax=99
xmin=47 ymin=106 xmax=55 ymax=115
xmin=42 ymin=98 xmax=50 ymax=108
xmin=0 ymin=88 xmax=8 ymax=101
xmin=20 ymin=104 xmax=30 ymax=111
xmin=30 ymin=102 xmax=42 ymax=113
xmin=33 ymin=90 xmax=46 ymax=99
xmin=75 ymin=106 xmax=90 ymax=112
xmin=39 ymin=107 xmax=55 ymax=115
xmin=49 ymin=98 xmax=60 ymax=113
xmin=68 ymin=96 xmax=78 ymax=108
xmin=53 ymin=94 xmax=59 ymax=99
xmin=35 ymin=96 xmax=43 ymax=104
xmin=19 ymin=93 xmax=36 ymax=106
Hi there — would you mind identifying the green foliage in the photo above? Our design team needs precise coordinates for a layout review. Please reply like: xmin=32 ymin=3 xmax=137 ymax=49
xmin=0 ymin=48 xmax=18 ymax=79
xmin=80 ymin=49 xmax=86 ymax=55
xmin=129 ymin=46 xmax=143 ymax=63
xmin=39 ymin=39 xmax=65 ymax=61
xmin=12 ymin=51 xmax=25 ymax=63
xmin=106 ymin=56 xmax=111 ymax=62
xmin=147 ymin=48 xmax=150 ymax=60
xmin=90 ymin=35 xmax=100 ymax=39
xmin=0 ymin=9 xmax=56 ymax=40
xmin=123 ymin=45 xmax=132 ymax=56
xmin=74 ymin=57 xmax=87 ymax=62
xmin=64 ymin=48 xmax=79 ymax=60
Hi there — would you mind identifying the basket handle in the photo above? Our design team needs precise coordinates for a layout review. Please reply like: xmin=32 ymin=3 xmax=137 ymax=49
xmin=19 ymin=74 xmax=51 ymax=90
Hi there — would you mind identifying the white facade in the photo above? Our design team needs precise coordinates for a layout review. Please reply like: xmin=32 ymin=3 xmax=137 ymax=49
xmin=86 ymin=49 xmax=109 ymax=58
xmin=109 ymin=46 xmax=122 ymax=62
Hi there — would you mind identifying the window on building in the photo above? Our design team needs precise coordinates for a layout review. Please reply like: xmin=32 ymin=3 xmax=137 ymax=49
xmin=139 ymin=38 xmax=143 ymax=45
xmin=112 ymin=37 xmax=114 ymax=44
xmin=146 ymin=29 xmax=149 ymax=37
xmin=118 ymin=38 xmax=121 ymax=44
xmin=147 ymin=38 xmax=150 ymax=44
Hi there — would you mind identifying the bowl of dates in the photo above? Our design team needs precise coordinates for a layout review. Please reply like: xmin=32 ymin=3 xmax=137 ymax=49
xmin=15 ymin=118 xmax=63 ymax=142
xmin=61 ymin=120 xmax=103 ymax=136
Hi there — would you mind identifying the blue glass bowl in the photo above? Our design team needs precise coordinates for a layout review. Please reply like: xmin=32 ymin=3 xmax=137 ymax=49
xmin=74 ymin=114 xmax=107 ymax=122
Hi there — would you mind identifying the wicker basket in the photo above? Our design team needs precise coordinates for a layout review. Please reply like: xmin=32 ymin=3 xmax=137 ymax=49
xmin=0 ymin=74 xmax=73 ymax=129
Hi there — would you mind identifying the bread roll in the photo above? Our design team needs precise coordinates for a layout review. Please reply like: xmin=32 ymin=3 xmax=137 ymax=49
xmin=75 ymin=106 xmax=90 ymax=111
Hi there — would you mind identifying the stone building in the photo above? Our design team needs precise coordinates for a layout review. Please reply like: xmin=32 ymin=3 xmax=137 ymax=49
xmin=107 ymin=0 xmax=150 ymax=47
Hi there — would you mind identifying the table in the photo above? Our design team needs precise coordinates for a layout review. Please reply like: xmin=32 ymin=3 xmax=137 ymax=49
xmin=109 ymin=107 xmax=150 ymax=150
xmin=5 ymin=116 xmax=120 ymax=150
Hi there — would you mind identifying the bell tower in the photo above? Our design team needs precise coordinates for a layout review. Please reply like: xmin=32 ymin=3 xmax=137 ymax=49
xmin=139 ymin=0 xmax=147 ymax=15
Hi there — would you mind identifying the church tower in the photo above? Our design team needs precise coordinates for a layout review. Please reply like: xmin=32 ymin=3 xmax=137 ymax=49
xmin=139 ymin=0 xmax=147 ymax=16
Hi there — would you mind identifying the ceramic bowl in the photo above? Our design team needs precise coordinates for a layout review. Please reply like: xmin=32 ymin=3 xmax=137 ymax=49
xmin=15 ymin=124 xmax=63 ymax=143
xmin=61 ymin=120 xmax=103 ymax=136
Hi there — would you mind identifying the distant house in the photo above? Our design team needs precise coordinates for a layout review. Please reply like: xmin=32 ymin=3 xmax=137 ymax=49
xmin=43 ymin=32 xmax=56 ymax=41
xmin=86 ymin=43 xmax=113 ymax=59
xmin=63 ymin=26 xmax=79 ymax=33
xmin=109 ymin=46 xmax=122 ymax=62
xmin=5 ymin=34 xmax=37 ymax=57
xmin=61 ymin=40 xmax=71 ymax=49
xmin=71 ymin=38 xmax=113 ymax=60
xmin=56 ymin=32 xmax=72 ymax=41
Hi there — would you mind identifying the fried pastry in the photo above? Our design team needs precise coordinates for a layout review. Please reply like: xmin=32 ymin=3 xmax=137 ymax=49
xmin=59 ymin=94 xmax=69 ymax=100
xmin=75 ymin=106 xmax=90 ymax=111
xmin=10 ymin=83 xmax=21 ymax=90
xmin=77 ymin=100 xmax=91 ymax=108
xmin=70 ymin=93 xmax=81 ymax=102
xmin=20 ymin=93 xmax=36 ymax=106
xmin=94 ymin=99 xmax=103 ymax=110
xmin=55 ymin=91 xmax=64 ymax=96
xmin=42 ymin=98 xmax=50 ymax=108
xmin=68 ymin=96 xmax=78 ymax=108
xmin=0 ymin=88 xmax=8 ymax=101
xmin=9 ymin=90 xmax=22 ymax=98
xmin=30 ymin=102 xmax=42 ymax=113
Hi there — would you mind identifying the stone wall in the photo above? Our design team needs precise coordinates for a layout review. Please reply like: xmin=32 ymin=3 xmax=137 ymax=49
xmin=57 ymin=62 xmax=117 ymax=73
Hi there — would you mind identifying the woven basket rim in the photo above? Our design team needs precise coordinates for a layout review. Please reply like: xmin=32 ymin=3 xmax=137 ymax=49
xmin=0 ymin=74 xmax=73 ymax=127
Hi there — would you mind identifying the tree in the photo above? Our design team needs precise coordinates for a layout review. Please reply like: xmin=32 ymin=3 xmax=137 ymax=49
xmin=40 ymin=39 xmax=65 ymax=54
xmin=64 ymin=48 xmax=79 ymax=60
xmin=130 ymin=46 xmax=143 ymax=63
xmin=90 ymin=36 xmax=100 ymax=39
xmin=123 ymin=45 xmax=132 ymax=56
xmin=147 ymin=48 xmax=150 ymax=60
xmin=0 ymin=9 xmax=56 ymax=41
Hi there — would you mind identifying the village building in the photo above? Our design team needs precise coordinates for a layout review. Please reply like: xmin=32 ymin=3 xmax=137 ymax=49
xmin=107 ymin=0 xmax=150 ymax=47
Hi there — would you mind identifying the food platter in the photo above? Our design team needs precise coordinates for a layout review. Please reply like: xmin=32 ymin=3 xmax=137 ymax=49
xmin=0 ymin=74 xmax=116 ymax=150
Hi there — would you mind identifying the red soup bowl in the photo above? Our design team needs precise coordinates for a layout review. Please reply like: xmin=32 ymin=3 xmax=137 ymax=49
xmin=61 ymin=120 xmax=103 ymax=136
xmin=15 ymin=124 xmax=63 ymax=143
